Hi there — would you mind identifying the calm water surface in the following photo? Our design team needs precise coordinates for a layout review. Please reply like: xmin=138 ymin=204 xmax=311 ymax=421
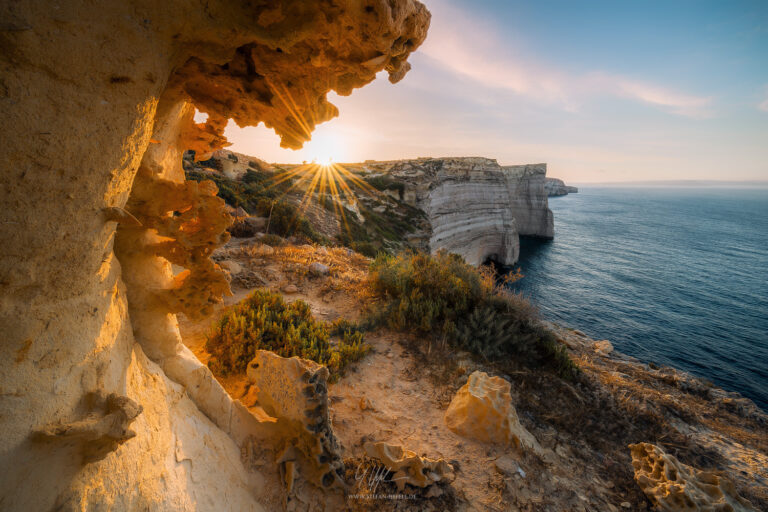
xmin=511 ymin=187 xmax=768 ymax=410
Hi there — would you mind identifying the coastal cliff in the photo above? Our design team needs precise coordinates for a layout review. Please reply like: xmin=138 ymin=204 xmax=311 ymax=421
xmin=376 ymin=158 xmax=554 ymax=265
xmin=545 ymin=177 xmax=579 ymax=196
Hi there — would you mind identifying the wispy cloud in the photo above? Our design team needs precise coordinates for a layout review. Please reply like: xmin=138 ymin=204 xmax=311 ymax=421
xmin=419 ymin=0 xmax=712 ymax=118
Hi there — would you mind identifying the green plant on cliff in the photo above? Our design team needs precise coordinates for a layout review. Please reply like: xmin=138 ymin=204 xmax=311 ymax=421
xmin=205 ymin=289 xmax=369 ymax=382
xmin=363 ymin=175 xmax=406 ymax=198
xmin=185 ymin=169 xmax=325 ymax=243
xmin=367 ymin=251 xmax=579 ymax=378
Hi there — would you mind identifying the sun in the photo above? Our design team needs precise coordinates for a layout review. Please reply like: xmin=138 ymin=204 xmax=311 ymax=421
xmin=316 ymin=156 xmax=333 ymax=167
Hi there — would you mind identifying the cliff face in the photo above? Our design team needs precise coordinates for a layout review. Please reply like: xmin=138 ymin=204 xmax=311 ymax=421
xmin=0 ymin=0 xmax=429 ymax=510
xmin=545 ymin=177 xmax=579 ymax=196
xmin=380 ymin=158 xmax=554 ymax=265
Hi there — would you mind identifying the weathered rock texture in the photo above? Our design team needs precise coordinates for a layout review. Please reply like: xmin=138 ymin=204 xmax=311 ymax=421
xmin=368 ymin=158 xmax=554 ymax=265
xmin=246 ymin=351 xmax=345 ymax=491
xmin=192 ymin=149 xmax=276 ymax=180
xmin=0 ymin=0 xmax=429 ymax=509
xmin=545 ymin=177 xmax=578 ymax=196
xmin=629 ymin=443 xmax=757 ymax=512
xmin=363 ymin=441 xmax=455 ymax=490
xmin=444 ymin=371 xmax=542 ymax=454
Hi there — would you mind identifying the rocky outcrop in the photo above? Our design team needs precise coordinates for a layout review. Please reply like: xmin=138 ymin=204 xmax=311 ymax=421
xmin=373 ymin=158 xmax=553 ymax=265
xmin=629 ymin=443 xmax=757 ymax=511
xmin=186 ymin=149 xmax=276 ymax=180
xmin=246 ymin=350 xmax=345 ymax=492
xmin=444 ymin=371 xmax=542 ymax=454
xmin=363 ymin=441 xmax=455 ymax=490
xmin=545 ymin=177 xmax=578 ymax=196
xmin=0 ymin=0 xmax=430 ymax=509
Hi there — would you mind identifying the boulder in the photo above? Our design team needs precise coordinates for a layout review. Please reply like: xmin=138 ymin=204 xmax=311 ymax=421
xmin=594 ymin=340 xmax=614 ymax=356
xmin=218 ymin=260 xmax=242 ymax=276
xmin=444 ymin=371 xmax=542 ymax=454
xmin=308 ymin=262 xmax=330 ymax=276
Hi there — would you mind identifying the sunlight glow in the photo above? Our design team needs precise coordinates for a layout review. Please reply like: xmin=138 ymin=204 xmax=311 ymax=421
xmin=262 ymin=160 xmax=378 ymax=243
xmin=244 ymin=78 xmax=379 ymax=241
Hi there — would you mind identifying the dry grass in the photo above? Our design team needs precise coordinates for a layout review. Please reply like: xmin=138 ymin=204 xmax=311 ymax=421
xmin=234 ymin=242 xmax=380 ymax=306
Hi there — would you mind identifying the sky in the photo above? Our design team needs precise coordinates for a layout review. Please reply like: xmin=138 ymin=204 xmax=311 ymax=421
xmin=214 ymin=0 xmax=768 ymax=183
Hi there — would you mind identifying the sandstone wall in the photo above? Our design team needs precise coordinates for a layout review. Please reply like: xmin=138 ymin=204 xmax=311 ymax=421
xmin=384 ymin=158 xmax=554 ymax=265
xmin=0 ymin=0 xmax=429 ymax=509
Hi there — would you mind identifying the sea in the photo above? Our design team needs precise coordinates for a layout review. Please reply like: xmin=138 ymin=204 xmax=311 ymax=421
xmin=510 ymin=187 xmax=768 ymax=411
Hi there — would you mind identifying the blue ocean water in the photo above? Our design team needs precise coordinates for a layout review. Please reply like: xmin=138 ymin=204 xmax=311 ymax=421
xmin=511 ymin=187 xmax=768 ymax=411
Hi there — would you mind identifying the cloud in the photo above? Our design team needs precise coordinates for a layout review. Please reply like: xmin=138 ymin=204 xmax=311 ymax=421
xmin=419 ymin=0 xmax=712 ymax=118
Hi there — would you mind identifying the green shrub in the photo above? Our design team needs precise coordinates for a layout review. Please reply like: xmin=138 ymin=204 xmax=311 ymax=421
xmin=185 ymin=169 xmax=324 ymax=243
xmin=260 ymin=233 xmax=284 ymax=247
xmin=256 ymin=198 xmax=325 ymax=243
xmin=367 ymin=251 xmax=579 ymax=378
xmin=351 ymin=241 xmax=379 ymax=258
xmin=205 ymin=289 xmax=370 ymax=382
xmin=364 ymin=175 xmax=405 ymax=198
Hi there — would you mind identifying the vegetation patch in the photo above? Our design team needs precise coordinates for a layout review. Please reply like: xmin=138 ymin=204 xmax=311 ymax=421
xmin=185 ymin=169 xmax=325 ymax=243
xmin=366 ymin=251 xmax=578 ymax=378
xmin=363 ymin=174 xmax=406 ymax=198
xmin=205 ymin=289 xmax=370 ymax=382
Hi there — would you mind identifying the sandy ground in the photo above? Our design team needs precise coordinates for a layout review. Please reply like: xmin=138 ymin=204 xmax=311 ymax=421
xmin=178 ymin=236 xmax=768 ymax=511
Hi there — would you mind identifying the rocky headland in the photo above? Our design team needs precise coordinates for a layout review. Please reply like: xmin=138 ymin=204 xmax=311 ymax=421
xmin=545 ymin=177 xmax=579 ymax=196
xmin=188 ymin=153 xmax=555 ymax=266
xmin=368 ymin=158 xmax=554 ymax=265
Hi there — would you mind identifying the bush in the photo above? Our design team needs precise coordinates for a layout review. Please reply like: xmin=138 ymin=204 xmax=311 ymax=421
xmin=255 ymin=198 xmax=325 ymax=243
xmin=185 ymin=169 xmax=324 ymax=243
xmin=205 ymin=289 xmax=370 ymax=382
xmin=229 ymin=218 xmax=259 ymax=238
xmin=351 ymin=241 xmax=379 ymax=258
xmin=259 ymin=233 xmax=284 ymax=247
xmin=367 ymin=251 xmax=579 ymax=378
xmin=364 ymin=175 xmax=406 ymax=198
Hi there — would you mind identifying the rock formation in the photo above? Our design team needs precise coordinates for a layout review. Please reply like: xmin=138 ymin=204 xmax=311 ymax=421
xmin=629 ymin=443 xmax=757 ymax=511
xmin=0 ymin=0 xmax=430 ymax=509
xmin=371 ymin=158 xmax=554 ymax=265
xmin=545 ymin=177 xmax=578 ymax=196
xmin=363 ymin=441 xmax=455 ymax=490
xmin=188 ymin=149 xmax=276 ymax=180
xmin=444 ymin=371 xmax=542 ymax=454
xmin=246 ymin=350 xmax=345 ymax=491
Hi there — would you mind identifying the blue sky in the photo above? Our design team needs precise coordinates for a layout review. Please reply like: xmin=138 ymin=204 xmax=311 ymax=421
xmin=220 ymin=0 xmax=768 ymax=182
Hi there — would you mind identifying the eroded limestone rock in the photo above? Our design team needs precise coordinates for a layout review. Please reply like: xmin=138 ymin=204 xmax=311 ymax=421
xmin=629 ymin=443 xmax=757 ymax=512
xmin=33 ymin=392 xmax=142 ymax=463
xmin=363 ymin=441 xmax=454 ymax=491
xmin=376 ymin=158 xmax=553 ymax=265
xmin=246 ymin=350 xmax=344 ymax=491
xmin=1 ymin=0 xmax=430 ymax=508
xmin=444 ymin=371 xmax=542 ymax=454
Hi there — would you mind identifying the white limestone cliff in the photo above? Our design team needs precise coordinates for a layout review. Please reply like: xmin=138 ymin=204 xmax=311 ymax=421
xmin=545 ymin=177 xmax=579 ymax=196
xmin=374 ymin=158 xmax=554 ymax=265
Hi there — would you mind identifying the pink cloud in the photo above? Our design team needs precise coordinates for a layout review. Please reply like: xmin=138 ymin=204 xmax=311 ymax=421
xmin=419 ymin=0 xmax=712 ymax=118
